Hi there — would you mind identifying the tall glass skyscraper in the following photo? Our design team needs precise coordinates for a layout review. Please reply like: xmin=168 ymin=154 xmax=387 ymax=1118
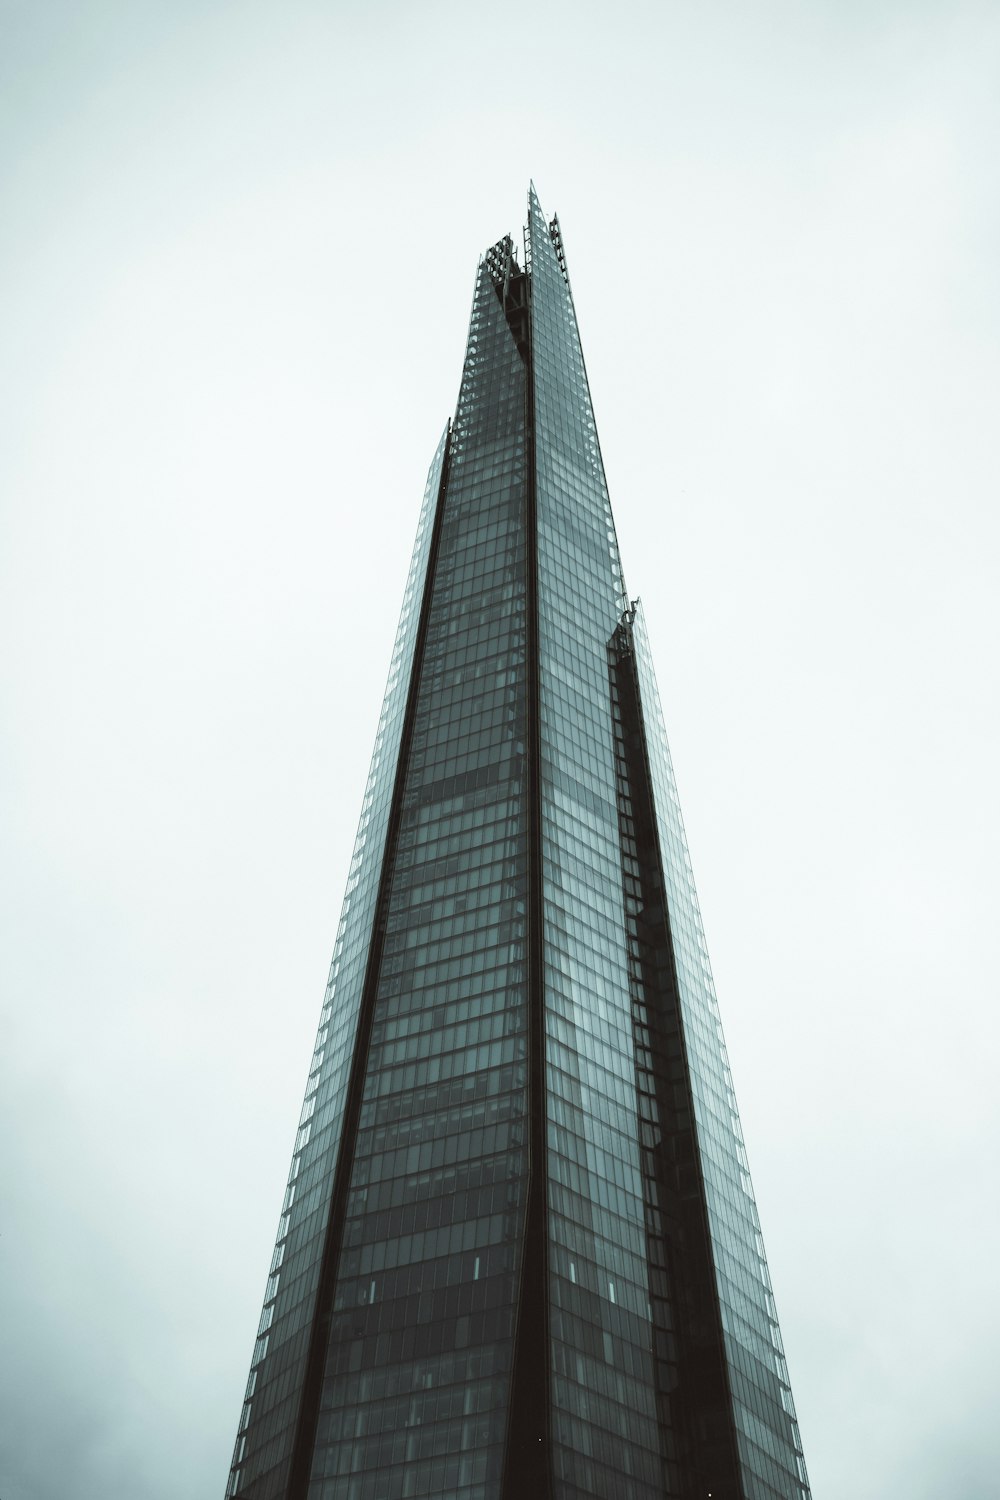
xmin=226 ymin=188 xmax=810 ymax=1500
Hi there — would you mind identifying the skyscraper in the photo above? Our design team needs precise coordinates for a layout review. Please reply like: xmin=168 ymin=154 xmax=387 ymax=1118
xmin=226 ymin=187 xmax=810 ymax=1500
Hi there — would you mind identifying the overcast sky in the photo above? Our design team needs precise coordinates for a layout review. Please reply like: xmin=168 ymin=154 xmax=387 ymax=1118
xmin=2 ymin=2 xmax=998 ymax=1496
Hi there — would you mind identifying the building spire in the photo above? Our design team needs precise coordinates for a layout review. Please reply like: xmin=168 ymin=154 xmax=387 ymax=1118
xmin=225 ymin=196 xmax=810 ymax=1500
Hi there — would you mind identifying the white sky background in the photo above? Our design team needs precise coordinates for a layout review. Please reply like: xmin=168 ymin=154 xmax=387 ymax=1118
xmin=2 ymin=1 xmax=998 ymax=1495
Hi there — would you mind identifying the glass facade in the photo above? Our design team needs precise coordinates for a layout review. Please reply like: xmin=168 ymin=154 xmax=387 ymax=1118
xmin=226 ymin=190 xmax=809 ymax=1500
xmin=530 ymin=193 xmax=662 ymax=1500
xmin=626 ymin=605 xmax=809 ymax=1498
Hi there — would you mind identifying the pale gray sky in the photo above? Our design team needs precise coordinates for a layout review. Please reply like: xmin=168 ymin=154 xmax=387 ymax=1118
xmin=2 ymin=2 xmax=998 ymax=1496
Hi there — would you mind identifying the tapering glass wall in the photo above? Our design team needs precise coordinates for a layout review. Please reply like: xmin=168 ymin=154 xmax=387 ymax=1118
xmin=629 ymin=605 xmax=810 ymax=1500
xmin=304 ymin=260 xmax=532 ymax=1500
xmin=529 ymin=190 xmax=663 ymax=1499
xmin=226 ymin=429 xmax=447 ymax=1500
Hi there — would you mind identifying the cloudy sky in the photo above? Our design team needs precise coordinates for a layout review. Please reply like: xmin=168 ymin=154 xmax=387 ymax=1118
xmin=2 ymin=2 xmax=998 ymax=1495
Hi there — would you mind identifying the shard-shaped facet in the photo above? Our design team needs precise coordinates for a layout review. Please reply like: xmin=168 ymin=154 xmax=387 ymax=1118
xmin=227 ymin=191 xmax=810 ymax=1500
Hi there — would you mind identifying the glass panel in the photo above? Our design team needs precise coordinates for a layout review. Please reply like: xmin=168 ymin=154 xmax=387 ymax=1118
xmin=306 ymin=256 xmax=531 ymax=1500
xmin=227 ymin=426 xmax=448 ymax=1498
xmin=630 ymin=602 xmax=810 ymax=1500
xmin=530 ymin=188 xmax=663 ymax=1500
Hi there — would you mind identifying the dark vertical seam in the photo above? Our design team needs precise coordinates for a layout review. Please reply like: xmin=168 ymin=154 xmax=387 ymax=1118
xmin=500 ymin=230 xmax=553 ymax=1500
